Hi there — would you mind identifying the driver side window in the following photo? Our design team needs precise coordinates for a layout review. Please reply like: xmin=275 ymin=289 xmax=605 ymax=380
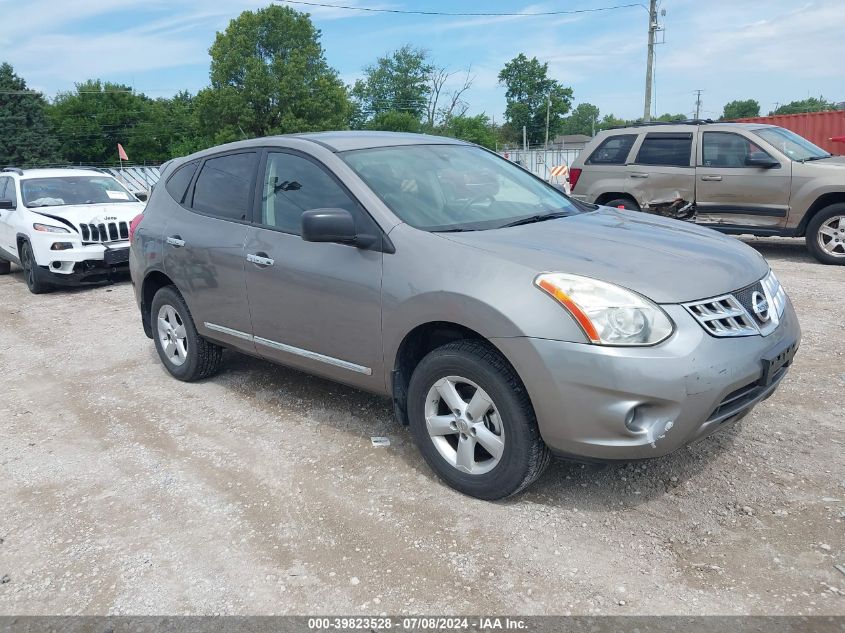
xmin=702 ymin=132 xmax=770 ymax=168
xmin=261 ymin=152 xmax=362 ymax=235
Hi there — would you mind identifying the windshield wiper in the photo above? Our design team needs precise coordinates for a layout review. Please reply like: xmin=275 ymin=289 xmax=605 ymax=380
xmin=801 ymin=155 xmax=832 ymax=162
xmin=498 ymin=211 xmax=570 ymax=229
xmin=432 ymin=227 xmax=476 ymax=233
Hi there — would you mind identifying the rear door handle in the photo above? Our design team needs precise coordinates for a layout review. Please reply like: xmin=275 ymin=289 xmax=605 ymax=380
xmin=701 ymin=175 xmax=723 ymax=181
xmin=166 ymin=236 xmax=185 ymax=247
xmin=247 ymin=253 xmax=274 ymax=267
xmin=629 ymin=172 xmax=649 ymax=179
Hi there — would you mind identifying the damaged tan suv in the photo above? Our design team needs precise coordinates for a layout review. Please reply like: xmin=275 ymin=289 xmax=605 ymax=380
xmin=569 ymin=121 xmax=845 ymax=264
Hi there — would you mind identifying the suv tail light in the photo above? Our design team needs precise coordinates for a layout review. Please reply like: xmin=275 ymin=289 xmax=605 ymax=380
xmin=129 ymin=214 xmax=144 ymax=241
xmin=568 ymin=168 xmax=582 ymax=191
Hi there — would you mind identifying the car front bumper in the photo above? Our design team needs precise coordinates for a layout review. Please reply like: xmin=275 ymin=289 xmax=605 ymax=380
xmin=37 ymin=242 xmax=130 ymax=285
xmin=492 ymin=299 xmax=801 ymax=460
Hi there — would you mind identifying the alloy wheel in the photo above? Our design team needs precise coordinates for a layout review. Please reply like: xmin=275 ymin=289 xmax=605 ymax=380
xmin=817 ymin=215 xmax=845 ymax=258
xmin=157 ymin=304 xmax=188 ymax=367
xmin=424 ymin=376 xmax=505 ymax=475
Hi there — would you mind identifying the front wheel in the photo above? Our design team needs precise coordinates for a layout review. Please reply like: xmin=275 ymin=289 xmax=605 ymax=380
xmin=806 ymin=203 xmax=845 ymax=265
xmin=151 ymin=285 xmax=223 ymax=381
xmin=20 ymin=241 xmax=52 ymax=294
xmin=407 ymin=340 xmax=551 ymax=500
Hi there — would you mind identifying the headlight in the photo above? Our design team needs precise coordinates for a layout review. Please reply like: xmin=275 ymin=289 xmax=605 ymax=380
xmin=535 ymin=273 xmax=674 ymax=346
xmin=760 ymin=270 xmax=787 ymax=319
xmin=33 ymin=223 xmax=70 ymax=234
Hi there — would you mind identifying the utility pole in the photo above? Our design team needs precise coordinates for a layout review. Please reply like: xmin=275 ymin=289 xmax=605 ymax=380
xmin=545 ymin=94 xmax=551 ymax=149
xmin=523 ymin=125 xmax=527 ymax=152
xmin=694 ymin=89 xmax=703 ymax=120
xmin=643 ymin=0 xmax=658 ymax=121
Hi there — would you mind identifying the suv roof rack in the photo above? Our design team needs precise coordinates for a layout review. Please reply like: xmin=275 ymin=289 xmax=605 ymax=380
xmin=608 ymin=119 xmax=716 ymax=130
xmin=2 ymin=167 xmax=24 ymax=175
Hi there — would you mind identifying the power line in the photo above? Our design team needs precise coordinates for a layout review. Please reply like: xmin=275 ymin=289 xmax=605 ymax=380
xmin=280 ymin=0 xmax=646 ymax=17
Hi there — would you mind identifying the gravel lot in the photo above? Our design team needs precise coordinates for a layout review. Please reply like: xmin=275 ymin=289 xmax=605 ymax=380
xmin=0 ymin=237 xmax=842 ymax=616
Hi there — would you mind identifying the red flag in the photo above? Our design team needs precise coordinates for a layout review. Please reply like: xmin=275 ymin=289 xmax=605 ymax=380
xmin=117 ymin=143 xmax=129 ymax=161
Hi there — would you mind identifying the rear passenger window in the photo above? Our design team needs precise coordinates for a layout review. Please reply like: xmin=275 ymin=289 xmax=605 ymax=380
xmin=165 ymin=161 xmax=198 ymax=204
xmin=586 ymin=135 xmax=636 ymax=165
xmin=635 ymin=133 xmax=693 ymax=167
xmin=192 ymin=152 xmax=258 ymax=221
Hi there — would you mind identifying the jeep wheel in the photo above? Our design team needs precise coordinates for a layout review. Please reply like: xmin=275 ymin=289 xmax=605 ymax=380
xmin=407 ymin=340 xmax=551 ymax=500
xmin=807 ymin=203 xmax=845 ymax=265
xmin=605 ymin=197 xmax=641 ymax=212
xmin=151 ymin=285 xmax=223 ymax=381
xmin=20 ymin=242 xmax=52 ymax=294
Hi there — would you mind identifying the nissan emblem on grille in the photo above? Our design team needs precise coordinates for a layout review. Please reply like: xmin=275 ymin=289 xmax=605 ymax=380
xmin=751 ymin=291 xmax=770 ymax=322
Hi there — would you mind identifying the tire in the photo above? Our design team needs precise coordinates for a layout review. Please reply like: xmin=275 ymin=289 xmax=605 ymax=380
xmin=604 ymin=197 xmax=641 ymax=211
xmin=407 ymin=340 xmax=551 ymax=500
xmin=806 ymin=203 xmax=845 ymax=265
xmin=0 ymin=259 xmax=10 ymax=275
xmin=20 ymin=241 xmax=52 ymax=294
xmin=150 ymin=285 xmax=223 ymax=381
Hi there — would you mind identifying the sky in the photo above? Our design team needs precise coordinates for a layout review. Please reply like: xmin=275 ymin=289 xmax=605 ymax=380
xmin=1 ymin=0 xmax=844 ymax=122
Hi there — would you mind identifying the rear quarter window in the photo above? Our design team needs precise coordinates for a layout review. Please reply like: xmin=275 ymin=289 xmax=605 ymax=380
xmin=165 ymin=161 xmax=198 ymax=204
xmin=586 ymin=134 xmax=637 ymax=165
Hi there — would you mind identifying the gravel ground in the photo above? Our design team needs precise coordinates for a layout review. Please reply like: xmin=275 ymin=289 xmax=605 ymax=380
xmin=0 ymin=237 xmax=842 ymax=616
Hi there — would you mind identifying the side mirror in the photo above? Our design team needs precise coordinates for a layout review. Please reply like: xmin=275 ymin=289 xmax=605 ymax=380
xmin=301 ymin=208 xmax=376 ymax=249
xmin=0 ymin=199 xmax=14 ymax=210
xmin=746 ymin=153 xmax=779 ymax=169
xmin=135 ymin=192 xmax=149 ymax=202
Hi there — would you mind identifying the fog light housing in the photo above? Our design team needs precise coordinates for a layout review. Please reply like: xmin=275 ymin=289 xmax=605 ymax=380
xmin=51 ymin=242 xmax=73 ymax=251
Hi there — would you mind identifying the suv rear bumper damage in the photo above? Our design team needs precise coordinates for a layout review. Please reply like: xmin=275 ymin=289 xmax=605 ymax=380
xmin=492 ymin=300 xmax=801 ymax=461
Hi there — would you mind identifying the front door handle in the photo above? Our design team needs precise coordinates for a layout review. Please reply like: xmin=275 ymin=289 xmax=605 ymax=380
xmin=166 ymin=236 xmax=186 ymax=247
xmin=247 ymin=253 xmax=275 ymax=267
xmin=629 ymin=172 xmax=649 ymax=179
xmin=701 ymin=175 xmax=723 ymax=181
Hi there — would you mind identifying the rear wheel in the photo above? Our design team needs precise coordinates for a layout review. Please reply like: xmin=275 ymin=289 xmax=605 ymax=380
xmin=807 ymin=204 xmax=845 ymax=265
xmin=151 ymin=285 xmax=223 ymax=381
xmin=407 ymin=340 xmax=551 ymax=500
xmin=604 ymin=197 xmax=641 ymax=211
xmin=20 ymin=242 xmax=52 ymax=294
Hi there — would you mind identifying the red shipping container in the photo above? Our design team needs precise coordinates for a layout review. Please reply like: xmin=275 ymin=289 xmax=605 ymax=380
xmin=734 ymin=110 xmax=845 ymax=155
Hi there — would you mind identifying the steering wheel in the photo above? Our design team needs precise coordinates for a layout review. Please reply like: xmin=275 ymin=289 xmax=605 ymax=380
xmin=461 ymin=194 xmax=495 ymax=213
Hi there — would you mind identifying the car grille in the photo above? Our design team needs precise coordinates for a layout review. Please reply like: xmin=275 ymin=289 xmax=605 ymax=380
xmin=684 ymin=274 xmax=783 ymax=338
xmin=79 ymin=222 xmax=129 ymax=243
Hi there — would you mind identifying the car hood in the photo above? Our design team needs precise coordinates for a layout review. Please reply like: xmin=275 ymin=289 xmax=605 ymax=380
xmin=28 ymin=203 xmax=145 ymax=229
xmin=438 ymin=207 xmax=770 ymax=303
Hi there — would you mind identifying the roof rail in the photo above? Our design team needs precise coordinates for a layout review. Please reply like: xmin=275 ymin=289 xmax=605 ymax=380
xmin=2 ymin=167 xmax=24 ymax=175
xmin=607 ymin=118 xmax=716 ymax=130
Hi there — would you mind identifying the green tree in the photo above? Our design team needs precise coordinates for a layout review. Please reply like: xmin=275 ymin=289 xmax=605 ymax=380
xmin=365 ymin=110 xmax=422 ymax=133
xmin=560 ymin=103 xmax=601 ymax=137
xmin=49 ymin=80 xmax=154 ymax=164
xmin=770 ymin=96 xmax=836 ymax=115
xmin=441 ymin=114 xmax=498 ymax=149
xmin=722 ymin=99 xmax=760 ymax=120
xmin=498 ymin=54 xmax=572 ymax=145
xmin=654 ymin=113 xmax=687 ymax=122
xmin=196 ymin=5 xmax=350 ymax=144
xmin=351 ymin=45 xmax=433 ymax=128
xmin=597 ymin=113 xmax=628 ymax=131
xmin=0 ymin=62 xmax=59 ymax=166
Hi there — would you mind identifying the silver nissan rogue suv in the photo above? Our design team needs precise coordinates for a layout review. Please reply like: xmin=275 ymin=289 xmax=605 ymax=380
xmin=130 ymin=132 xmax=801 ymax=500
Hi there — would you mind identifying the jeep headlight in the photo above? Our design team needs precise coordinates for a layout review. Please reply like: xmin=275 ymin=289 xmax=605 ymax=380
xmin=33 ymin=223 xmax=70 ymax=234
xmin=535 ymin=273 xmax=674 ymax=346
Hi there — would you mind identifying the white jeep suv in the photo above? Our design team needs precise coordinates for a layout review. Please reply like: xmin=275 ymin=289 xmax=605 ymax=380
xmin=0 ymin=167 xmax=145 ymax=293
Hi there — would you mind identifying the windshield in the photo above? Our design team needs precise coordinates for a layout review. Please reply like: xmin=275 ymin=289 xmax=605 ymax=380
xmin=342 ymin=145 xmax=582 ymax=231
xmin=21 ymin=176 xmax=137 ymax=207
xmin=754 ymin=126 xmax=831 ymax=162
